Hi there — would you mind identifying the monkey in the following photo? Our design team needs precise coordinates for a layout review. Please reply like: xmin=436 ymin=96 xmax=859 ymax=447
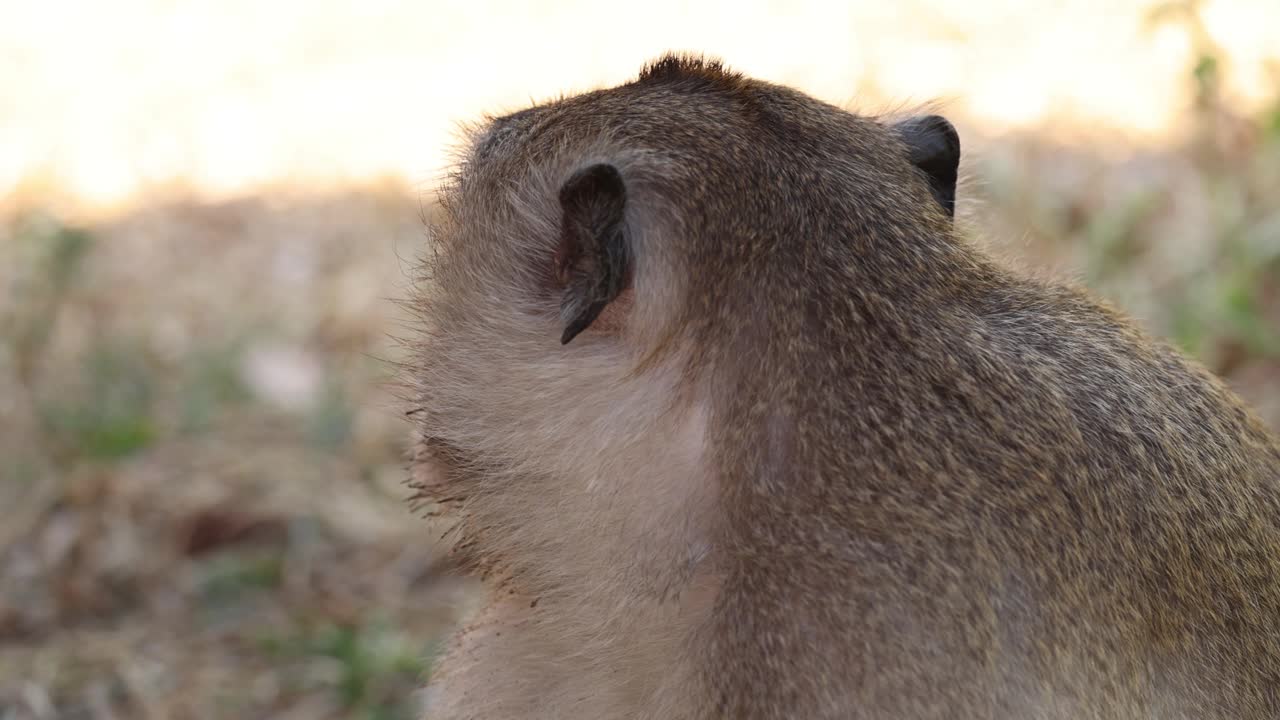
xmin=407 ymin=54 xmax=1280 ymax=719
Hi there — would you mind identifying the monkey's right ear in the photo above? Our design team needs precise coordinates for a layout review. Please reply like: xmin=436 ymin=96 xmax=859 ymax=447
xmin=894 ymin=115 xmax=960 ymax=218
xmin=556 ymin=163 xmax=631 ymax=345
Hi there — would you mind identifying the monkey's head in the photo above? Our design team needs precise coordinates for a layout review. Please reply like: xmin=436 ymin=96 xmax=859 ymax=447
xmin=411 ymin=54 xmax=965 ymax=539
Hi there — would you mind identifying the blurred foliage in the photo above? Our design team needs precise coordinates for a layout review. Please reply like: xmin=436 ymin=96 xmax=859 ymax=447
xmin=41 ymin=344 xmax=157 ymax=460
xmin=1154 ymin=0 xmax=1280 ymax=366
xmin=308 ymin=382 xmax=356 ymax=452
xmin=7 ymin=216 xmax=92 ymax=390
xmin=976 ymin=0 xmax=1279 ymax=386
xmin=0 ymin=191 xmax=459 ymax=719
xmin=258 ymin=617 xmax=431 ymax=720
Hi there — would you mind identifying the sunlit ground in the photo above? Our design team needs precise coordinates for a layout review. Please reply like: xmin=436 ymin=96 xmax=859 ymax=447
xmin=1 ymin=1 xmax=1278 ymax=718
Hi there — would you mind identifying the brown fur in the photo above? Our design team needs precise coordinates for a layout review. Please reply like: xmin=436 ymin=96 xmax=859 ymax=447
xmin=408 ymin=55 xmax=1280 ymax=719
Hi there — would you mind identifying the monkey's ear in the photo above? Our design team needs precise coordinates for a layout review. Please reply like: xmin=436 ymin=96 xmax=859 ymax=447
xmin=894 ymin=115 xmax=960 ymax=218
xmin=556 ymin=163 xmax=630 ymax=345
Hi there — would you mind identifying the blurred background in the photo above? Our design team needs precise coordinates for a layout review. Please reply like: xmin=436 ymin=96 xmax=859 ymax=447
xmin=1 ymin=0 xmax=1277 ymax=717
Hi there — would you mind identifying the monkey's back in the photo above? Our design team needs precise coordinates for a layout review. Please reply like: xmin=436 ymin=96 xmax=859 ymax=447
xmin=707 ymin=271 xmax=1280 ymax=719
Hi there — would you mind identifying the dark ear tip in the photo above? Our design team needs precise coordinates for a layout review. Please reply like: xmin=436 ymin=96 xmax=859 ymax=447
xmin=899 ymin=114 xmax=959 ymax=159
xmin=922 ymin=115 xmax=959 ymax=153
xmin=894 ymin=114 xmax=960 ymax=218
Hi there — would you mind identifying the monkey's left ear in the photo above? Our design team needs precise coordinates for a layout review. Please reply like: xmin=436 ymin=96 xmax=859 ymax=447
xmin=894 ymin=115 xmax=960 ymax=218
xmin=556 ymin=163 xmax=631 ymax=345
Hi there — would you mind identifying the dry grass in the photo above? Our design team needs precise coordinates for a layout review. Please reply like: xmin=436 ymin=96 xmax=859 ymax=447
xmin=1 ymin=92 xmax=1277 ymax=720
